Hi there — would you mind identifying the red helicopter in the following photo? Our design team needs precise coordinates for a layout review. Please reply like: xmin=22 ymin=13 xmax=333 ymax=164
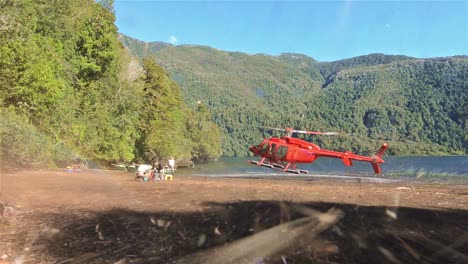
xmin=248 ymin=127 xmax=388 ymax=174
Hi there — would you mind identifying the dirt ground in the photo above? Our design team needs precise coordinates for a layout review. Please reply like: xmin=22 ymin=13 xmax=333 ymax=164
xmin=0 ymin=169 xmax=467 ymax=263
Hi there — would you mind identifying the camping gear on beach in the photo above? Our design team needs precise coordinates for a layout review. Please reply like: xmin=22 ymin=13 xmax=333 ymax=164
xmin=135 ymin=164 xmax=152 ymax=181
xmin=163 ymin=166 xmax=173 ymax=180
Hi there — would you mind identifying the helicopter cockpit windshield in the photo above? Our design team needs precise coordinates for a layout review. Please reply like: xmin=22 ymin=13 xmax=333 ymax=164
xmin=259 ymin=141 xmax=270 ymax=155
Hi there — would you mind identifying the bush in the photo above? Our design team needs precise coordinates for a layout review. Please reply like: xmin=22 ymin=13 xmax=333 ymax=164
xmin=0 ymin=108 xmax=54 ymax=167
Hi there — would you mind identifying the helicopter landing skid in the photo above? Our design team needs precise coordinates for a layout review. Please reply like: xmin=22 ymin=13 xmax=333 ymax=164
xmin=248 ymin=160 xmax=309 ymax=174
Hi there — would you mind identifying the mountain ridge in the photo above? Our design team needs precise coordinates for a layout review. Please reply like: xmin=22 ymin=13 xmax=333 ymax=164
xmin=119 ymin=33 xmax=421 ymax=63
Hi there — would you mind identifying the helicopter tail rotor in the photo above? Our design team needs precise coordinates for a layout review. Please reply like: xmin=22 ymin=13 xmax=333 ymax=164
xmin=371 ymin=143 xmax=388 ymax=174
xmin=374 ymin=143 xmax=388 ymax=159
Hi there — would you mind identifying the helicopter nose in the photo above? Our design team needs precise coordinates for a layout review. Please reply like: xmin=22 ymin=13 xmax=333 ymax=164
xmin=249 ymin=145 xmax=258 ymax=153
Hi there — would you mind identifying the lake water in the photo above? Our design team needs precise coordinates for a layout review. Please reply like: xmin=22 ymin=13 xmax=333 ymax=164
xmin=176 ymin=156 xmax=468 ymax=181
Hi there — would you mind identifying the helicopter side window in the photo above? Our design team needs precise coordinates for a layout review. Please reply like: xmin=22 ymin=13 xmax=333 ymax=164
xmin=277 ymin=146 xmax=288 ymax=158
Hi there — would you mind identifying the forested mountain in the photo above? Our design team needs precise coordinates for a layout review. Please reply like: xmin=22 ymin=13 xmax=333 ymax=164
xmin=317 ymin=53 xmax=415 ymax=88
xmin=121 ymin=35 xmax=467 ymax=156
xmin=0 ymin=0 xmax=222 ymax=167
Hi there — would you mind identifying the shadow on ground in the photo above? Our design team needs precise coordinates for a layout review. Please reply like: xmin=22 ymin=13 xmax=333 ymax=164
xmin=8 ymin=201 xmax=468 ymax=264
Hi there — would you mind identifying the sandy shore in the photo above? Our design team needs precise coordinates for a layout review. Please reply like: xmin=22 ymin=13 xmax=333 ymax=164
xmin=0 ymin=169 xmax=467 ymax=263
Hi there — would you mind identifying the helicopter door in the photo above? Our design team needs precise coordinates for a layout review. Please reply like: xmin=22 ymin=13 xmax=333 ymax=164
xmin=269 ymin=144 xmax=277 ymax=155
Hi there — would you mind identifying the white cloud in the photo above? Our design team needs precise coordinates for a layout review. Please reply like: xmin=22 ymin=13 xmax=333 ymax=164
xmin=385 ymin=23 xmax=390 ymax=28
xmin=169 ymin=35 xmax=177 ymax=44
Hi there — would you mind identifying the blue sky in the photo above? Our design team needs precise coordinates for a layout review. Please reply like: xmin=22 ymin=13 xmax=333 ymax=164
xmin=114 ymin=0 xmax=467 ymax=62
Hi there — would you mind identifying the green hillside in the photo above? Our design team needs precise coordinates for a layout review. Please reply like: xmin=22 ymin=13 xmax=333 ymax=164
xmin=304 ymin=58 xmax=467 ymax=155
xmin=317 ymin=53 xmax=415 ymax=88
xmin=121 ymin=35 xmax=467 ymax=156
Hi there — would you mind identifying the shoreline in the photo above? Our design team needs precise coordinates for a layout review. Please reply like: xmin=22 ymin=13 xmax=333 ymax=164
xmin=1 ymin=169 xmax=466 ymax=211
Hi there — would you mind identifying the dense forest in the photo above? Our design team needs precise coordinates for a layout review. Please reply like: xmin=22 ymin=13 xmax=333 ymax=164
xmin=0 ymin=0 xmax=222 ymax=168
xmin=121 ymin=35 xmax=467 ymax=156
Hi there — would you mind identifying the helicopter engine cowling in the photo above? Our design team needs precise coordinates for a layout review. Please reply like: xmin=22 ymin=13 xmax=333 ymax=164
xmin=291 ymin=149 xmax=318 ymax=163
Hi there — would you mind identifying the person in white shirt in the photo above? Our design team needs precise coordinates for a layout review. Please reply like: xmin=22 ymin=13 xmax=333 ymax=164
xmin=168 ymin=157 xmax=175 ymax=174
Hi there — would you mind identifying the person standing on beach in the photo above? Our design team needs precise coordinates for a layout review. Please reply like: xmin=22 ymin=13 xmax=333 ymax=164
xmin=156 ymin=162 xmax=163 ymax=180
xmin=168 ymin=157 xmax=175 ymax=174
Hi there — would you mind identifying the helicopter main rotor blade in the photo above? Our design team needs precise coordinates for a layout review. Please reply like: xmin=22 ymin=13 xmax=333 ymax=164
xmin=293 ymin=130 xmax=339 ymax=135
xmin=263 ymin=127 xmax=339 ymax=135
xmin=263 ymin=127 xmax=286 ymax=131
